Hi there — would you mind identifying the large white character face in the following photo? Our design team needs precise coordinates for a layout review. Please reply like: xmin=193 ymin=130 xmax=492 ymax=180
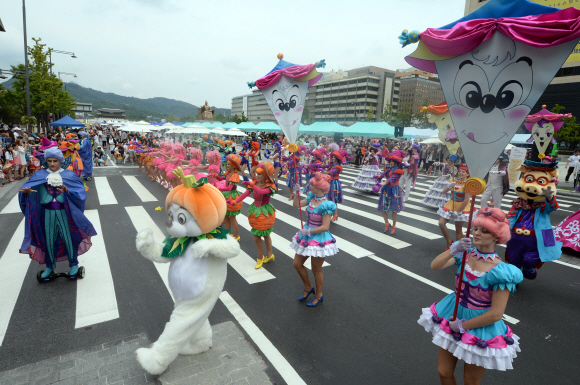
xmin=435 ymin=32 xmax=577 ymax=178
xmin=166 ymin=203 xmax=203 ymax=238
xmin=261 ymin=76 xmax=308 ymax=144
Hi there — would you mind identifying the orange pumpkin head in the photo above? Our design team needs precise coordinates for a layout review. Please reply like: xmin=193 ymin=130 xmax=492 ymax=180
xmin=165 ymin=167 xmax=227 ymax=234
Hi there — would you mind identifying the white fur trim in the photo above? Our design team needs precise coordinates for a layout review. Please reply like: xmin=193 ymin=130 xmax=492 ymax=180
xmin=136 ymin=228 xmax=168 ymax=264
xmin=191 ymin=236 xmax=240 ymax=260
xmin=417 ymin=307 xmax=520 ymax=371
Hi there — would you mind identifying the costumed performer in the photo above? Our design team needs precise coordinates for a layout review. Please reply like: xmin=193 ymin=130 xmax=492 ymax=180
xmin=282 ymin=146 xmax=304 ymax=200
xmin=418 ymin=207 xmax=522 ymax=382
xmin=77 ymin=131 xmax=93 ymax=181
xmin=264 ymin=141 xmax=282 ymax=186
xmin=19 ymin=148 xmax=97 ymax=279
xmin=438 ymin=164 xmax=474 ymax=250
xmin=324 ymin=150 xmax=344 ymax=222
xmin=220 ymin=154 xmax=243 ymax=242
xmin=303 ymin=148 xmax=325 ymax=195
xmin=377 ymin=150 xmax=405 ymax=235
xmin=353 ymin=143 xmax=381 ymax=192
xmin=134 ymin=168 xmax=240 ymax=375
xmin=290 ymin=172 xmax=338 ymax=307
xmin=505 ymin=160 xmax=561 ymax=280
xmin=231 ymin=162 xmax=277 ymax=269
xmin=399 ymin=144 xmax=420 ymax=202
xmin=481 ymin=157 xmax=509 ymax=208
xmin=248 ymin=141 xmax=260 ymax=179
xmin=422 ymin=158 xmax=453 ymax=208
xmin=237 ymin=141 xmax=251 ymax=182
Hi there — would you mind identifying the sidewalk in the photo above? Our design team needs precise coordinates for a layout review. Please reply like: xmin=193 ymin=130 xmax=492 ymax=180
xmin=0 ymin=321 xmax=272 ymax=385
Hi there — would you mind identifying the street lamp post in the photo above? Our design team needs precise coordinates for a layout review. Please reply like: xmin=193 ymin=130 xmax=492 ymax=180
xmin=22 ymin=0 xmax=31 ymax=124
xmin=58 ymin=72 xmax=77 ymax=119
xmin=48 ymin=49 xmax=76 ymax=122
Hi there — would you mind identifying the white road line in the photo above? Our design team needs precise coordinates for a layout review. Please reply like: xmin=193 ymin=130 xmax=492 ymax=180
xmin=219 ymin=291 xmax=307 ymax=385
xmin=238 ymin=187 xmax=381 ymax=257
xmin=367 ymin=255 xmax=520 ymax=325
xmin=0 ymin=193 xmax=21 ymax=214
xmin=125 ymin=206 xmax=172 ymax=299
xmin=106 ymin=154 xmax=118 ymax=168
xmin=0 ymin=219 xmax=30 ymax=346
xmin=227 ymin=250 xmax=276 ymax=284
xmin=123 ymin=175 xmax=158 ymax=202
xmin=76 ymin=210 xmax=120 ymax=328
xmin=236 ymin=214 xmax=330 ymax=270
xmin=94 ymin=177 xmax=118 ymax=205
xmin=554 ymin=260 xmax=580 ymax=270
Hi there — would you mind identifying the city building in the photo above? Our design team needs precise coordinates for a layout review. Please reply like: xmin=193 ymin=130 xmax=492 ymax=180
xmin=396 ymin=71 xmax=444 ymax=114
xmin=231 ymin=66 xmax=401 ymax=125
xmin=71 ymin=102 xmax=92 ymax=118
xmin=96 ymin=108 xmax=126 ymax=121
xmin=463 ymin=0 xmax=580 ymax=118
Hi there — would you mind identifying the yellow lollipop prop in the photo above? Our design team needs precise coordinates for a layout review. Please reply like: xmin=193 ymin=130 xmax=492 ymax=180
xmin=464 ymin=177 xmax=486 ymax=196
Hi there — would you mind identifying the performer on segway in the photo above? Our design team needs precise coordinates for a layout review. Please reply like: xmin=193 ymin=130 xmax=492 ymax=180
xmin=18 ymin=147 xmax=97 ymax=282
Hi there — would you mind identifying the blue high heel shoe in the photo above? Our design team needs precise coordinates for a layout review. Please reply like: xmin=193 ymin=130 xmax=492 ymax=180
xmin=298 ymin=288 xmax=315 ymax=301
xmin=306 ymin=295 xmax=323 ymax=307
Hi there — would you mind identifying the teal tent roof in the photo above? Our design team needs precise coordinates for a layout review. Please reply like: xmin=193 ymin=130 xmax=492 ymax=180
xmin=341 ymin=122 xmax=394 ymax=138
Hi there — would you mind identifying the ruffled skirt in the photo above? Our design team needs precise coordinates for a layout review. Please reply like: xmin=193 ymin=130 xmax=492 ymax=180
xmin=289 ymin=227 xmax=338 ymax=258
xmin=422 ymin=175 xmax=451 ymax=208
xmin=437 ymin=206 xmax=475 ymax=222
xmin=353 ymin=165 xmax=381 ymax=191
xmin=554 ymin=210 xmax=580 ymax=252
xmin=418 ymin=303 xmax=520 ymax=371
xmin=327 ymin=179 xmax=343 ymax=204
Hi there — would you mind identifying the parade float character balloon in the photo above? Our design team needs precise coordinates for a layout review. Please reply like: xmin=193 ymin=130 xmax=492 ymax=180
xmin=248 ymin=53 xmax=325 ymax=226
xmin=400 ymin=0 xmax=580 ymax=375
xmin=505 ymin=160 xmax=561 ymax=279
xmin=135 ymin=168 xmax=240 ymax=375
xmin=18 ymin=148 xmax=96 ymax=282
xmin=423 ymin=102 xmax=461 ymax=158
xmin=524 ymin=105 xmax=571 ymax=160
xmin=77 ymin=131 xmax=93 ymax=181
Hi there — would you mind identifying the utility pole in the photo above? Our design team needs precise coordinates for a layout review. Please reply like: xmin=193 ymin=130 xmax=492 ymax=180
xmin=23 ymin=0 xmax=31 ymax=125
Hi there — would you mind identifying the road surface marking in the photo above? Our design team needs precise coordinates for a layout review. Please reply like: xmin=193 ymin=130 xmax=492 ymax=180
xmin=123 ymin=175 xmax=158 ymax=202
xmin=219 ymin=291 xmax=306 ymax=385
xmin=0 ymin=194 xmax=21 ymax=214
xmin=227 ymin=250 xmax=276 ymax=284
xmin=0 ymin=219 xmax=29 ymax=346
xmin=76 ymin=210 xmax=119 ymax=328
xmin=94 ymin=177 xmax=118 ymax=205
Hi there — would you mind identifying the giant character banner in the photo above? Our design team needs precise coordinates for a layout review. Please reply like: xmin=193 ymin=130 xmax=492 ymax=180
xmin=400 ymin=0 xmax=580 ymax=179
xmin=248 ymin=54 xmax=325 ymax=145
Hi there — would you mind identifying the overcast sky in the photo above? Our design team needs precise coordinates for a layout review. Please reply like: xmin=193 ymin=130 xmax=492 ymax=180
xmin=1 ymin=0 xmax=465 ymax=108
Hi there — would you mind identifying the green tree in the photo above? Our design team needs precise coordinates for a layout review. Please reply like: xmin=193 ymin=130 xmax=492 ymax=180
xmin=551 ymin=104 xmax=580 ymax=144
xmin=214 ymin=113 xmax=231 ymax=123
xmin=396 ymin=102 xmax=414 ymax=127
xmin=179 ymin=115 xmax=197 ymax=122
xmin=414 ymin=99 xmax=433 ymax=128
xmin=380 ymin=102 xmax=396 ymax=123
xmin=233 ymin=112 xmax=249 ymax=124
xmin=3 ymin=38 xmax=76 ymax=131
xmin=165 ymin=114 xmax=177 ymax=122
xmin=302 ymin=102 xmax=314 ymax=124
xmin=365 ymin=105 xmax=375 ymax=121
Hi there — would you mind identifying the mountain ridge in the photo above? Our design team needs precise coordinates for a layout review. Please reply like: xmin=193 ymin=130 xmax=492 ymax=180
xmin=1 ymin=79 xmax=231 ymax=120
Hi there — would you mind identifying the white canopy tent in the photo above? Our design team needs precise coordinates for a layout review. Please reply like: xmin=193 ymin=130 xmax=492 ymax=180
xmin=211 ymin=127 xmax=226 ymax=135
xmin=120 ymin=120 xmax=152 ymax=132
xmin=225 ymin=128 xmax=248 ymax=137
xmin=420 ymin=135 xmax=443 ymax=145
xmin=181 ymin=125 xmax=212 ymax=134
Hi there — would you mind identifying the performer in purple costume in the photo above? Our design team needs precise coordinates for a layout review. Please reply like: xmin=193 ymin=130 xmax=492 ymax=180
xmin=19 ymin=148 xmax=96 ymax=279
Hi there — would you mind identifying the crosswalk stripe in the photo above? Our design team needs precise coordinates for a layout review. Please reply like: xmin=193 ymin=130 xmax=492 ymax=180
xmin=0 ymin=194 xmax=21 ymax=214
xmin=238 ymin=187 xmax=375 ymax=257
xmin=123 ymin=176 xmax=159 ymax=202
xmin=125 ymin=206 xmax=172 ymax=299
xmin=75 ymin=210 xmax=120 ymax=328
xmin=227 ymin=250 xmax=276 ymax=284
xmin=236 ymin=214 xmax=330 ymax=270
xmin=94 ymin=177 xmax=118 ymax=205
xmin=0 ymin=219 xmax=29 ymax=347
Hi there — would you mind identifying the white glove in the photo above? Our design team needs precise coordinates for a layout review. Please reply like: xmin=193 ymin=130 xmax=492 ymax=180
xmin=447 ymin=182 xmax=456 ymax=190
xmin=540 ymin=185 xmax=555 ymax=200
xmin=299 ymin=228 xmax=311 ymax=237
xmin=135 ymin=228 xmax=155 ymax=253
xmin=449 ymin=318 xmax=468 ymax=333
xmin=293 ymin=184 xmax=301 ymax=194
xmin=450 ymin=238 xmax=472 ymax=254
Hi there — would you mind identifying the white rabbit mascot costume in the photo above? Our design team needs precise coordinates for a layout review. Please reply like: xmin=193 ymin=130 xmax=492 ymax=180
xmin=135 ymin=168 xmax=240 ymax=375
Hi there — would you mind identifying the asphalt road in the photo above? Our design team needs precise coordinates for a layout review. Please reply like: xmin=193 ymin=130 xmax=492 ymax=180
xmin=0 ymin=164 xmax=579 ymax=384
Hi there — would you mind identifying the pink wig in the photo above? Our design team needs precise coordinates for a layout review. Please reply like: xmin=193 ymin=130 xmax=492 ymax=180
xmin=328 ymin=143 xmax=339 ymax=153
xmin=208 ymin=164 xmax=221 ymax=174
xmin=472 ymin=207 xmax=511 ymax=245
xmin=310 ymin=172 xmax=331 ymax=194
xmin=173 ymin=143 xmax=186 ymax=157
xmin=189 ymin=148 xmax=203 ymax=163
xmin=206 ymin=150 xmax=222 ymax=166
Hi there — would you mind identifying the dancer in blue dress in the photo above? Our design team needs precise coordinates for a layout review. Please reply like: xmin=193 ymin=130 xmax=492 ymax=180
xmin=290 ymin=172 xmax=338 ymax=307
xmin=324 ymin=151 xmax=344 ymax=222
xmin=377 ymin=150 xmax=405 ymax=235
xmin=282 ymin=145 xmax=305 ymax=200
xmin=418 ymin=207 xmax=523 ymax=382
xmin=264 ymin=141 xmax=282 ymax=186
